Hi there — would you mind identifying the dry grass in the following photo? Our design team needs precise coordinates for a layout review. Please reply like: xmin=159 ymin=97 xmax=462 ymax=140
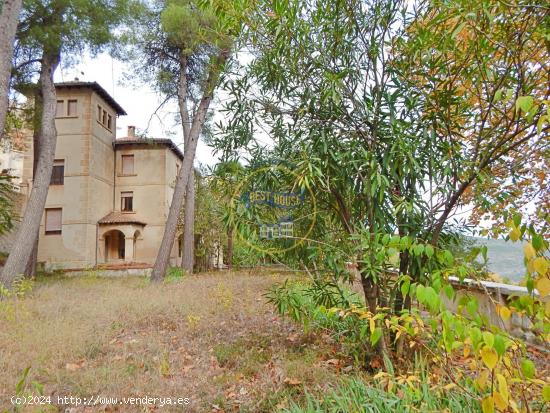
xmin=0 ymin=271 xmax=349 ymax=412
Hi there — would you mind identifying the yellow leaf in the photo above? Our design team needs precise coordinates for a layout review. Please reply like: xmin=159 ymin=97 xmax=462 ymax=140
xmin=476 ymin=371 xmax=490 ymax=390
xmin=481 ymin=346 xmax=498 ymax=370
xmin=496 ymin=373 xmax=509 ymax=402
xmin=464 ymin=345 xmax=471 ymax=358
xmin=369 ymin=317 xmax=375 ymax=333
xmin=546 ymin=300 xmax=550 ymax=317
xmin=523 ymin=243 xmax=536 ymax=260
xmin=534 ymin=257 xmax=548 ymax=275
xmin=536 ymin=277 xmax=550 ymax=297
xmin=482 ymin=396 xmax=495 ymax=413
xmin=497 ymin=305 xmax=511 ymax=321
xmin=509 ymin=227 xmax=520 ymax=242
xmin=493 ymin=392 xmax=508 ymax=411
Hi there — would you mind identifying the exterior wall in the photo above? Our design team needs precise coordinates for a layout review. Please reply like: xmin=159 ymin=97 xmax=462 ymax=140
xmin=19 ymin=83 xmax=189 ymax=271
xmin=21 ymin=88 xmax=117 ymax=270
xmin=165 ymin=150 xmax=181 ymax=264
xmin=112 ymin=145 xmax=181 ymax=265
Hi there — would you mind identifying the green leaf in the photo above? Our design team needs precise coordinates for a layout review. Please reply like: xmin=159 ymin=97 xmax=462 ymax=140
xmin=15 ymin=366 xmax=31 ymax=394
xmin=482 ymin=331 xmax=494 ymax=348
xmin=416 ymin=284 xmax=426 ymax=304
xmin=532 ymin=234 xmax=543 ymax=250
xmin=521 ymin=359 xmax=536 ymax=379
xmin=413 ymin=244 xmax=424 ymax=256
xmin=370 ymin=327 xmax=382 ymax=346
xmin=443 ymin=284 xmax=454 ymax=299
xmin=515 ymin=96 xmax=534 ymax=113
xmin=493 ymin=335 xmax=506 ymax=357
xmin=401 ymin=279 xmax=411 ymax=297
xmin=543 ymin=385 xmax=550 ymax=402
xmin=466 ymin=298 xmax=478 ymax=317
xmin=425 ymin=245 xmax=434 ymax=258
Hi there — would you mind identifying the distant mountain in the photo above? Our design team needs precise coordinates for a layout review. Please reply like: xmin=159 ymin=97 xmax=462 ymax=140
xmin=472 ymin=237 xmax=525 ymax=283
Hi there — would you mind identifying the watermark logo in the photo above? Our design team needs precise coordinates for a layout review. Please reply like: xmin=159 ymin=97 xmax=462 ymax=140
xmin=229 ymin=165 xmax=317 ymax=254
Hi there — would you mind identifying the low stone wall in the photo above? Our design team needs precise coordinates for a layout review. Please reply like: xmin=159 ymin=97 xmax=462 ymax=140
xmin=444 ymin=276 xmax=544 ymax=344
xmin=62 ymin=267 xmax=152 ymax=277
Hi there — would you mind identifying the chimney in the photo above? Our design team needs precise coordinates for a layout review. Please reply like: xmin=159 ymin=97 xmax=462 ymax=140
xmin=127 ymin=125 xmax=136 ymax=138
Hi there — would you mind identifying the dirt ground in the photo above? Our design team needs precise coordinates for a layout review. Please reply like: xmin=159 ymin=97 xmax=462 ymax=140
xmin=0 ymin=271 xmax=351 ymax=413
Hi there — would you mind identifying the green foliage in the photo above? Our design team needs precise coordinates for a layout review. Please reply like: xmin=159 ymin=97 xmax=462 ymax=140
xmin=283 ymin=374 xmax=480 ymax=413
xmin=165 ymin=266 xmax=186 ymax=281
xmin=2 ymin=366 xmax=47 ymax=413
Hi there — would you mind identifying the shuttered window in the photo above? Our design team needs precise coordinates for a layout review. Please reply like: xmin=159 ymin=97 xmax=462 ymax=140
xmin=56 ymin=100 xmax=64 ymax=117
xmin=50 ymin=159 xmax=64 ymax=185
xmin=121 ymin=155 xmax=134 ymax=175
xmin=68 ymin=99 xmax=77 ymax=116
xmin=45 ymin=208 xmax=62 ymax=234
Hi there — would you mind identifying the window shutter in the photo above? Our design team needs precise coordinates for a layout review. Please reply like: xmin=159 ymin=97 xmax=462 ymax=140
xmin=56 ymin=100 xmax=64 ymax=117
xmin=122 ymin=155 xmax=134 ymax=175
xmin=68 ymin=100 xmax=77 ymax=116
xmin=45 ymin=209 xmax=62 ymax=233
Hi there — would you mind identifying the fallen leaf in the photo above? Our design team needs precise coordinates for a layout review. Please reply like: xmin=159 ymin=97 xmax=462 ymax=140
xmin=283 ymin=378 xmax=302 ymax=386
xmin=65 ymin=363 xmax=81 ymax=371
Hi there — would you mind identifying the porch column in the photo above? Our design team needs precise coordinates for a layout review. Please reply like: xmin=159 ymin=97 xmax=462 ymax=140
xmin=124 ymin=235 xmax=134 ymax=262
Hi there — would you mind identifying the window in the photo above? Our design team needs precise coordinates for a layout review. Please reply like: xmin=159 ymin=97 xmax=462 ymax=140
xmin=121 ymin=191 xmax=133 ymax=212
xmin=67 ymin=99 xmax=77 ymax=116
xmin=50 ymin=159 xmax=64 ymax=185
xmin=45 ymin=208 xmax=62 ymax=234
xmin=97 ymin=104 xmax=113 ymax=130
xmin=56 ymin=100 xmax=64 ymax=117
xmin=280 ymin=221 xmax=294 ymax=238
xmin=121 ymin=154 xmax=134 ymax=175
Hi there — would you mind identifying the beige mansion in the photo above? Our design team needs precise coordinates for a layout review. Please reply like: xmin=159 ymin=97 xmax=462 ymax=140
xmin=19 ymin=81 xmax=185 ymax=270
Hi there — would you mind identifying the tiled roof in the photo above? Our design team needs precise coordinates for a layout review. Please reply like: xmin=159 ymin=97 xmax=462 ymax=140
xmin=98 ymin=212 xmax=146 ymax=225
xmin=114 ymin=138 xmax=184 ymax=160
xmin=55 ymin=81 xmax=127 ymax=115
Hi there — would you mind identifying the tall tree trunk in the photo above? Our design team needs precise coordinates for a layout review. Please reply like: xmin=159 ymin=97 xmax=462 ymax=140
xmin=226 ymin=226 xmax=233 ymax=270
xmin=0 ymin=0 xmax=22 ymax=139
xmin=24 ymin=93 xmax=42 ymax=278
xmin=181 ymin=172 xmax=195 ymax=273
xmin=0 ymin=50 xmax=59 ymax=288
xmin=150 ymin=111 xmax=204 ymax=282
xmin=151 ymin=50 xmax=227 ymax=282
xmin=358 ymin=262 xmax=390 ymax=364
xmin=177 ymin=54 xmax=195 ymax=274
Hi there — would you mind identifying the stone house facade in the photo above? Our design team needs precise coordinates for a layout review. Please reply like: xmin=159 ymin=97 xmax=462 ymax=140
xmin=19 ymin=81 xmax=184 ymax=270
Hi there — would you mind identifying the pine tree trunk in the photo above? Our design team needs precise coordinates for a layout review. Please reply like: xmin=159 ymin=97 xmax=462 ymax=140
xmin=181 ymin=172 xmax=195 ymax=273
xmin=0 ymin=0 xmax=23 ymax=138
xmin=151 ymin=50 xmax=227 ymax=282
xmin=0 ymin=50 xmax=59 ymax=288
xmin=24 ymin=105 xmax=42 ymax=278
xmin=150 ymin=94 xmax=212 ymax=282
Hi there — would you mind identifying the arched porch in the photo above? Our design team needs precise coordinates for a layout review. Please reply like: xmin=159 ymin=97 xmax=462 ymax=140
xmin=97 ymin=213 xmax=146 ymax=264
